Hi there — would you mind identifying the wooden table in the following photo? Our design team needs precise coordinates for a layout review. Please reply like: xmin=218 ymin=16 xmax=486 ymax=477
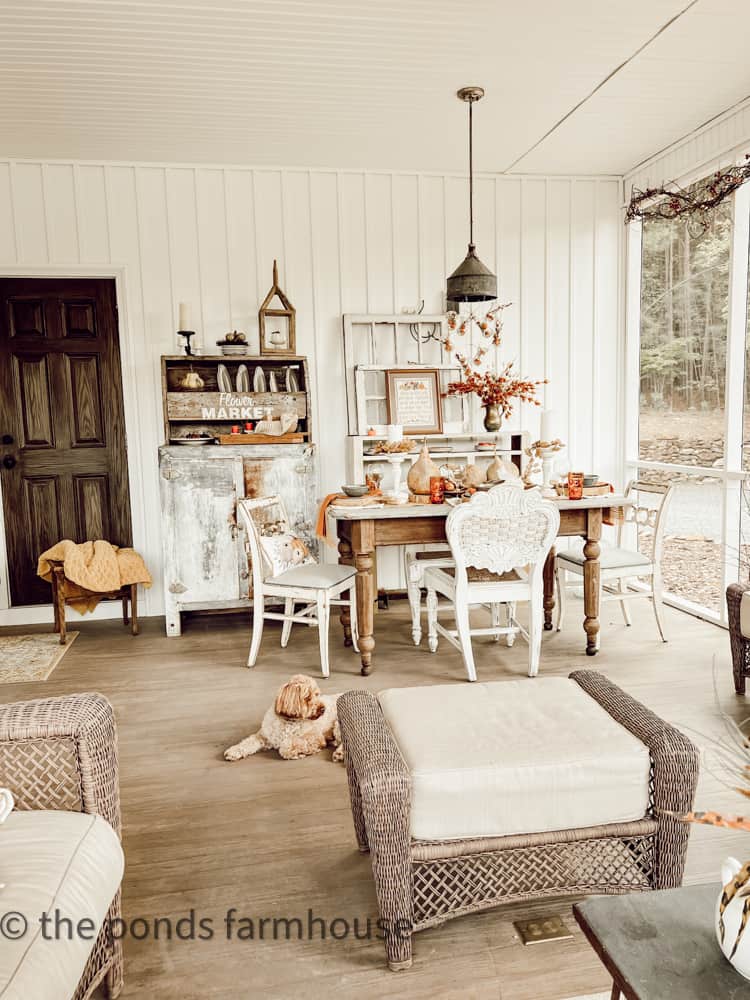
xmin=574 ymin=884 xmax=750 ymax=1000
xmin=331 ymin=494 xmax=627 ymax=674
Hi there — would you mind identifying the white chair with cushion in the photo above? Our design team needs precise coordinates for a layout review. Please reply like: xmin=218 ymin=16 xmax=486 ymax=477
xmin=424 ymin=484 xmax=559 ymax=681
xmin=238 ymin=496 xmax=358 ymax=675
xmin=555 ymin=480 xmax=674 ymax=642
xmin=404 ymin=546 xmax=455 ymax=646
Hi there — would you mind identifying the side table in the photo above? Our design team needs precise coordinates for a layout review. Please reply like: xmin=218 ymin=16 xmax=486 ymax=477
xmin=574 ymin=884 xmax=750 ymax=999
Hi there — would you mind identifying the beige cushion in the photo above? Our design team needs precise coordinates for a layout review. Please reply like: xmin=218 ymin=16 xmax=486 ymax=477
xmin=558 ymin=545 xmax=651 ymax=571
xmin=0 ymin=811 xmax=124 ymax=1000
xmin=740 ymin=591 xmax=750 ymax=639
xmin=270 ymin=563 xmax=356 ymax=589
xmin=378 ymin=678 xmax=650 ymax=841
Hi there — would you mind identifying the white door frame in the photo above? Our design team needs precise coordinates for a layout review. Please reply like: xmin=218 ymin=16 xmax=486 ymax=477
xmin=0 ymin=263 xmax=151 ymax=626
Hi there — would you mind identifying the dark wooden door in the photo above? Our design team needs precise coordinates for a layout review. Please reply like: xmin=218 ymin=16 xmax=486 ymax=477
xmin=0 ymin=277 xmax=132 ymax=606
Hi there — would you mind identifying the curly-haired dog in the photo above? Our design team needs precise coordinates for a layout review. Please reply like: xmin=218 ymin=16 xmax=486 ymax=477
xmin=224 ymin=674 xmax=343 ymax=762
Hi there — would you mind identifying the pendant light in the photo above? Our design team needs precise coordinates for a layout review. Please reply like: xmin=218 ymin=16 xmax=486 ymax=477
xmin=446 ymin=86 xmax=497 ymax=305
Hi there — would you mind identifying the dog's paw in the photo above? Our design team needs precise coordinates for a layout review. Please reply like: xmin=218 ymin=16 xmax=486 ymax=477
xmin=224 ymin=747 xmax=243 ymax=762
xmin=332 ymin=745 xmax=344 ymax=763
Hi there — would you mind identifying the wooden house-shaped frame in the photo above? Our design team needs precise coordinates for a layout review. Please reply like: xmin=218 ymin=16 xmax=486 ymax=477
xmin=259 ymin=260 xmax=296 ymax=356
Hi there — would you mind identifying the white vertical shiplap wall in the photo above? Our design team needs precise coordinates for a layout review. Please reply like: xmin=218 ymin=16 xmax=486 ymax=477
xmin=0 ymin=158 xmax=621 ymax=619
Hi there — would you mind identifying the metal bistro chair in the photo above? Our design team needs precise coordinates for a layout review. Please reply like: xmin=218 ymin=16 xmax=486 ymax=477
xmin=424 ymin=484 xmax=560 ymax=681
xmin=555 ymin=479 xmax=674 ymax=642
xmin=237 ymin=496 xmax=359 ymax=676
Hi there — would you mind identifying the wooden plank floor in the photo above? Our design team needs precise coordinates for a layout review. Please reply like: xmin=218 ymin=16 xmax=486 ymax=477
xmin=0 ymin=596 xmax=741 ymax=1000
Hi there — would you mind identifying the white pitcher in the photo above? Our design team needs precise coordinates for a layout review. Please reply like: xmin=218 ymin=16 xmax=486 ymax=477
xmin=717 ymin=857 xmax=750 ymax=979
xmin=0 ymin=788 xmax=13 ymax=824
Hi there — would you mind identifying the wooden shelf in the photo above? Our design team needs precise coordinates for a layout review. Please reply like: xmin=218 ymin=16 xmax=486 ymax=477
xmin=217 ymin=432 xmax=306 ymax=445
xmin=166 ymin=391 xmax=307 ymax=420
xmin=161 ymin=355 xmax=313 ymax=443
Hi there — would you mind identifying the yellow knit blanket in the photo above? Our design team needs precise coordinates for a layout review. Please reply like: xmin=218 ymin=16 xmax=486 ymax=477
xmin=37 ymin=540 xmax=152 ymax=614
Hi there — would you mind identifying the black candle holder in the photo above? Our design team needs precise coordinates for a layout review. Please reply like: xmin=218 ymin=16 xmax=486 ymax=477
xmin=178 ymin=330 xmax=196 ymax=356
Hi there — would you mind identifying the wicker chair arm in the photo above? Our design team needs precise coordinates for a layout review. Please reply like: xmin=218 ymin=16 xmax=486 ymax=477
xmin=0 ymin=692 xmax=121 ymax=837
xmin=338 ymin=690 xmax=410 ymax=797
xmin=570 ymin=670 xmax=699 ymax=810
xmin=338 ymin=689 xmax=413 ymax=968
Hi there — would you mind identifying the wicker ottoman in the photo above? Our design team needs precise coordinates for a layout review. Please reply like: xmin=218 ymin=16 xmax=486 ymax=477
xmin=727 ymin=583 xmax=750 ymax=694
xmin=338 ymin=671 xmax=699 ymax=970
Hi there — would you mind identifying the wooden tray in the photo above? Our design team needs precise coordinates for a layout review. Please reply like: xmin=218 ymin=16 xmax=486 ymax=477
xmin=218 ymin=433 xmax=305 ymax=445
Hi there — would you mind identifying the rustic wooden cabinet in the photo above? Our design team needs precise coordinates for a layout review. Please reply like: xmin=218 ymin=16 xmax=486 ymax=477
xmin=158 ymin=443 xmax=317 ymax=636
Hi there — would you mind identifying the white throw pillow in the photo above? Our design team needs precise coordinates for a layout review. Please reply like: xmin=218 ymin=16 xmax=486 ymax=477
xmin=259 ymin=532 xmax=315 ymax=577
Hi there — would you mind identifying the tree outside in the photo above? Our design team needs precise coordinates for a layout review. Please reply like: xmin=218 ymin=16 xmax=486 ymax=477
xmin=638 ymin=197 xmax=735 ymax=614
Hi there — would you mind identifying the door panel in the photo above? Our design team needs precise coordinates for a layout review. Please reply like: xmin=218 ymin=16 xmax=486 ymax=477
xmin=8 ymin=296 xmax=46 ymax=339
xmin=0 ymin=277 xmax=132 ymax=606
xmin=16 ymin=355 xmax=55 ymax=447
xmin=73 ymin=475 xmax=111 ymax=541
xmin=68 ymin=355 xmax=105 ymax=446
xmin=61 ymin=299 xmax=97 ymax=339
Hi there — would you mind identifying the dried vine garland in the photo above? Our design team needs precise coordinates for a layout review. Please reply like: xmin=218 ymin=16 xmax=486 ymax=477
xmin=625 ymin=155 xmax=750 ymax=237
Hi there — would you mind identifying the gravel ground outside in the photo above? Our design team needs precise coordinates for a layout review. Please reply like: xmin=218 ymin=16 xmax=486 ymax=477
xmin=633 ymin=408 xmax=749 ymax=614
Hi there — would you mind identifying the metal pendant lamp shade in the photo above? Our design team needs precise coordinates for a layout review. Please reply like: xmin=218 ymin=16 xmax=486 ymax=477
xmin=447 ymin=87 xmax=497 ymax=304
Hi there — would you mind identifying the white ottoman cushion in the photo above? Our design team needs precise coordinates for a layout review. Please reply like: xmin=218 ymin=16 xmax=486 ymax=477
xmin=378 ymin=677 xmax=651 ymax=841
xmin=0 ymin=811 xmax=124 ymax=1000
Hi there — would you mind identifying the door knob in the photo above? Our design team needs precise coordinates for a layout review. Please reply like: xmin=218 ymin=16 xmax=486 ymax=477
xmin=2 ymin=456 xmax=16 ymax=470
xmin=1 ymin=435 xmax=13 ymax=446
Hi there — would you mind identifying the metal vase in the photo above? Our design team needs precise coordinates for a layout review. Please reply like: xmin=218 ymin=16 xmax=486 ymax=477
xmin=483 ymin=404 xmax=502 ymax=432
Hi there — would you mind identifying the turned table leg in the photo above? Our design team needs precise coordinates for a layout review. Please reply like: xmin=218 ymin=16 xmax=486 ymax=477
xmin=351 ymin=521 xmax=376 ymax=675
xmin=583 ymin=509 xmax=602 ymax=656
xmin=338 ymin=536 xmax=354 ymax=646
xmin=543 ymin=546 xmax=556 ymax=630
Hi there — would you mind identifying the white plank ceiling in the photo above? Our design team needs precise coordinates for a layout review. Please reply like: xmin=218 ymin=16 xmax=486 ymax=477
xmin=0 ymin=0 xmax=748 ymax=174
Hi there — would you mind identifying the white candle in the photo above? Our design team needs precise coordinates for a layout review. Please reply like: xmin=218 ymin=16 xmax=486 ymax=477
xmin=386 ymin=424 xmax=403 ymax=443
xmin=540 ymin=409 xmax=557 ymax=444
xmin=178 ymin=302 xmax=192 ymax=331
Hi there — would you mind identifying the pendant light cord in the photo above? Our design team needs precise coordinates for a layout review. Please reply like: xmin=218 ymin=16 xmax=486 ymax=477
xmin=468 ymin=98 xmax=474 ymax=249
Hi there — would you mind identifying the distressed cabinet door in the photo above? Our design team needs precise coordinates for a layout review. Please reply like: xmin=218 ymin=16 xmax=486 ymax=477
xmin=160 ymin=452 xmax=240 ymax=611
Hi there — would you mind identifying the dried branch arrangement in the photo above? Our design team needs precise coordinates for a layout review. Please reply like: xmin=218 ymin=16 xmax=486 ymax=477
xmin=626 ymin=156 xmax=750 ymax=237
xmin=441 ymin=305 xmax=546 ymax=418
xmin=446 ymin=362 xmax=546 ymax=417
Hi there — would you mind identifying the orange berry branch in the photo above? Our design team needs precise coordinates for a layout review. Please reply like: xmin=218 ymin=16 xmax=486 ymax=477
xmin=443 ymin=306 xmax=547 ymax=417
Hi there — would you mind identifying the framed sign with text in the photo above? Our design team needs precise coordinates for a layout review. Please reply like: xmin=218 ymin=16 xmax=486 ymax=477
xmin=385 ymin=368 xmax=443 ymax=435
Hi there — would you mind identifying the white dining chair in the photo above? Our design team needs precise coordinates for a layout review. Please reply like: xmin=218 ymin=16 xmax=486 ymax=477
xmin=424 ymin=484 xmax=560 ymax=681
xmin=237 ymin=496 xmax=358 ymax=675
xmin=404 ymin=546 xmax=455 ymax=645
xmin=555 ymin=479 xmax=674 ymax=642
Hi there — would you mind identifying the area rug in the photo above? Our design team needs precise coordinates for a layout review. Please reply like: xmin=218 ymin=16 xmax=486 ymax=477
xmin=0 ymin=632 xmax=78 ymax=683
xmin=562 ymin=994 xmax=608 ymax=999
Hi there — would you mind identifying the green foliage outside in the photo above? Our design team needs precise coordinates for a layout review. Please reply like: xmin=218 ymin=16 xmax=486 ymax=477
xmin=640 ymin=201 xmax=732 ymax=412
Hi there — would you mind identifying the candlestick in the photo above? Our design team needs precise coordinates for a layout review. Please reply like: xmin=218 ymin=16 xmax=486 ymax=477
xmin=540 ymin=409 xmax=557 ymax=443
xmin=177 ymin=302 xmax=196 ymax=356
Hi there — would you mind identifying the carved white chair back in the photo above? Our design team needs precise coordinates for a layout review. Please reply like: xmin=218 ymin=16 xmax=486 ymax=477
xmin=446 ymin=483 xmax=560 ymax=588
xmin=617 ymin=480 xmax=674 ymax=565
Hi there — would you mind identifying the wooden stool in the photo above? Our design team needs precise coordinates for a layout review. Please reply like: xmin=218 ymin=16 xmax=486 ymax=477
xmin=48 ymin=560 xmax=139 ymax=645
